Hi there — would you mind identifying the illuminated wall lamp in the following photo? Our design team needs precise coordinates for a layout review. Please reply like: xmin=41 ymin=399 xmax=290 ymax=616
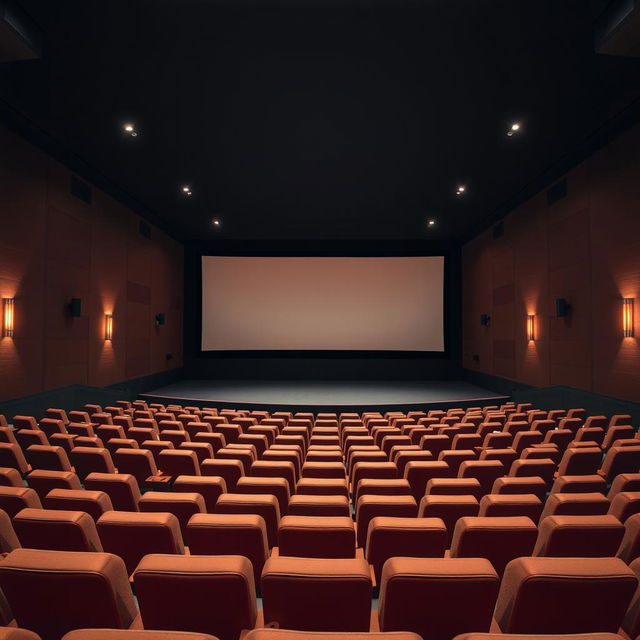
xmin=527 ymin=314 xmax=535 ymax=342
xmin=623 ymin=298 xmax=634 ymax=337
xmin=3 ymin=298 xmax=14 ymax=337
xmin=105 ymin=314 xmax=113 ymax=341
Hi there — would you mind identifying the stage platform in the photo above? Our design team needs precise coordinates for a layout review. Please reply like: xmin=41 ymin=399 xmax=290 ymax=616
xmin=140 ymin=379 xmax=509 ymax=412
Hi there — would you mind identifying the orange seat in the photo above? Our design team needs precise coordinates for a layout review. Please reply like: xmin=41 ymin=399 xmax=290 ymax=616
xmin=97 ymin=511 xmax=184 ymax=574
xmin=366 ymin=516 xmax=447 ymax=583
xmin=355 ymin=494 xmax=418 ymax=548
xmin=214 ymin=493 xmax=280 ymax=547
xmin=12 ymin=508 xmax=103 ymax=552
xmin=139 ymin=491 xmax=205 ymax=536
xmin=418 ymin=495 xmax=479 ymax=546
xmin=478 ymin=494 xmax=543 ymax=522
xmin=43 ymin=488 xmax=113 ymax=521
xmin=296 ymin=477 xmax=349 ymax=498
xmin=491 ymin=476 xmax=547 ymax=499
xmin=187 ymin=513 xmax=268 ymax=587
xmin=609 ymin=491 xmax=640 ymax=522
xmin=278 ymin=515 xmax=356 ymax=559
xmin=533 ymin=514 xmax=624 ymax=556
xmin=0 ymin=548 xmax=138 ymax=640
xmin=539 ymin=492 xmax=610 ymax=520
xmin=201 ymin=459 xmax=244 ymax=491
xmin=551 ymin=474 xmax=607 ymax=494
xmin=378 ymin=557 xmax=499 ymax=640
xmin=450 ymin=516 xmax=537 ymax=576
xmin=0 ymin=486 xmax=42 ymax=518
xmin=84 ymin=473 xmax=141 ymax=511
xmin=287 ymin=494 xmax=350 ymax=517
xmin=262 ymin=556 xmax=371 ymax=632
xmin=495 ymin=557 xmax=636 ymax=634
xmin=619 ymin=513 xmax=640 ymax=564
xmin=134 ymin=554 xmax=257 ymax=640
xmin=173 ymin=475 xmax=227 ymax=512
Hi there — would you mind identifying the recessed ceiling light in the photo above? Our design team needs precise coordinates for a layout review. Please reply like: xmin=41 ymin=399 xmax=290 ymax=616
xmin=181 ymin=185 xmax=192 ymax=196
xmin=507 ymin=122 xmax=521 ymax=137
xmin=123 ymin=123 xmax=137 ymax=137
xmin=427 ymin=219 xmax=436 ymax=227
xmin=212 ymin=218 xmax=221 ymax=227
xmin=456 ymin=185 xmax=466 ymax=195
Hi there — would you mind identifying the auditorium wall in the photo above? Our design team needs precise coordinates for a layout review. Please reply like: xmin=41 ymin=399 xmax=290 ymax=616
xmin=0 ymin=124 xmax=184 ymax=403
xmin=463 ymin=121 xmax=640 ymax=402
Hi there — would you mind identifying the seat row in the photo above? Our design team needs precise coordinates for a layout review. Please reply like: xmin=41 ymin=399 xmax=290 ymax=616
xmin=2 ymin=548 xmax=640 ymax=640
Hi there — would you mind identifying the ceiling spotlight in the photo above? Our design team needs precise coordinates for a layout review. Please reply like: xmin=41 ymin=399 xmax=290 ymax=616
xmin=212 ymin=218 xmax=221 ymax=227
xmin=456 ymin=185 xmax=466 ymax=196
xmin=427 ymin=219 xmax=436 ymax=227
xmin=507 ymin=122 xmax=521 ymax=137
xmin=123 ymin=123 xmax=138 ymax=137
xmin=181 ymin=185 xmax=192 ymax=196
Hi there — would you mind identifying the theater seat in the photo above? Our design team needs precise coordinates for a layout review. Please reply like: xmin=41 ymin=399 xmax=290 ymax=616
xmin=297 ymin=477 xmax=349 ymax=498
xmin=44 ymin=488 xmax=113 ymax=521
xmin=551 ymin=475 xmax=607 ymax=494
xmin=84 ymin=473 xmax=141 ymax=511
xmin=533 ymin=514 xmax=624 ymax=557
xmin=609 ymin=492 xmax=640 ymax=523
xmin=494 ymin=556 xmax=637 ymax=633
xmin=0 ymin=444 xmax=29 ymax=475
xmin=214 ymin=493 xmax=280 ymax=547
xmin=618 ymin=513 xmax=640 ymax=564
xmin=134 ymin=554 xmax=257 ymax=640
xmin=0 ymin=628 xmax=40 ymax=640
xmin=278 ymin=515 xmax=356 ymax=559
xmin=0 ymin=486 xmax=42 ymax=518
xmin=450 ymin=516 xmax=537 ymax=576
xmin=26 ymin=469 xmax=82 ymax=501
xmin=12 ymin=508 xmax=103 ymax=552
xmin=418 ymin=495 xmax=479 ymax=546
xmin=355 ymin=495 xmax=418 ymax=548
xmin=287 ymin=494 xmax=350 ymax=517
xmin=262 ymin=556 xmax=371 ymax=632
xmin=609 ymin=473 xmax=640 ymax=499
xmin=491 ymin=477 xmax=547 ymax=500
xmin=378 ymin=557 xmax=499 ymax=640
xmin=139 ymin=491 xmax=205 ymax=536
xmin=0 ymin=468 xmax=24 ymax=488
xmin=539 ymin=492 xmax=610 ymax=520
xmin=173 ymin=476 xmax=226 ymax=512
xmin=69 ymin=447 xmax=116 ymax=480
xmin=0 ymin=508 xmax=21 ymax=553
xmin=202 ymin=459 xmax=244 ymax=492
xmin=0 ymin=548 xmax=139 ymax=640
xmin=478 ymin=494 xmax=543 ymax=522
xmin=97 ymin=511 xmax=184 ymax=575
xmin=187 ymin=513 xmax=268 ymax=586
xmin=366 ymin=517 xmax=447 ymax=583
xmin=25 ymin=445 xmax=72 ymax=472
xmin=113 ymin=449 xmax=160 ymax=485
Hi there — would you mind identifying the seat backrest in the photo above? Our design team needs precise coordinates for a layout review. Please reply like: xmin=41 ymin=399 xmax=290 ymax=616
xmin=134 ymin=554 xmax=257 ymax=640
xmin=13 ymin=508 xmax=103 ymax=552
xmin=113 ymin=449 xmax=158 ymax=484
xmin=0 ymin=548 xmax=137 ymax=640
xmin=533 ymin=514 xmax=625 ymax=557
xmin=0 ymin=486 xmax=42 ymax=518
xmin=0 ymin=443 xmax=29 ymax=474
xmin=495 ymin=556 xmax=637 ymax=634
xmin=84 ymin=473 xmax=141 ymax=511
xmin=0 ymin=507 xmax=21 ymax=553
xmin=378 ymin=556 xmax=499 ymax=640
xmin=262 ymin=556 xmax=371 ymax=632
xmin=69 ymin=447 xmax=116 ymax=479
xmin=97 ymin=510 xmax=184 ymax=574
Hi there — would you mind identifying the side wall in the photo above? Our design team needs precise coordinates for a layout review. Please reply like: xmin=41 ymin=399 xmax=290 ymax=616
xmin=0 ymin=125 xmax=184 ymax=402
xmin=463 ymin=121 xmax=640 ymax=402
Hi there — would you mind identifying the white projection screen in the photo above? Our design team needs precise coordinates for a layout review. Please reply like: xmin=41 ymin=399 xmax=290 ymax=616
xmin=201 ymin=256 xmax=445 ymax=351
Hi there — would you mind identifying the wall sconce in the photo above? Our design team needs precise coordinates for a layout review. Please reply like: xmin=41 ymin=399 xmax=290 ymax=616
xmin=623 ymin=298 xmax=634 ymax=337
xmin=105 ymin=314 xmax=113 ymax=341
xmin=527 ymin=314 xmax=535 ymax=341
xmin=3 ymin=298 xmax=14 ymax=337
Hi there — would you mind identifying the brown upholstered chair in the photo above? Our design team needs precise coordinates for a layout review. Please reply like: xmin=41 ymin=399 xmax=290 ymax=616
xmin=495 ymin=557 xmax=636 ymax=633
xmin=134 ymin=554 xmax=257 ymax=640
xmin=278 ymin=515 xmax=356 ymax=559
xmin=262 ymin=556 xmax=371 ymax=632
xmin=0 ymin=548 xmax=139 ymax=640
xmin=378 ymin=557 xmax=499 ymax=640
xmin=13 ymin=508 xmax=103 ymax=552
xmin=97 ymin=511 xmax=184 ymax=574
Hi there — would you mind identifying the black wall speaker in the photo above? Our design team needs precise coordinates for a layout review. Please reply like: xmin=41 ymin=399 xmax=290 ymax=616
xmin=155 ymin=313 xmax=166 ymax=326
xmin=480 ymin=313 xmax=491 ymax=326
xmin=556 ymin=298 xmax=570 ymax=318
xmin=69 ymin=298 xmax=82 ymax=317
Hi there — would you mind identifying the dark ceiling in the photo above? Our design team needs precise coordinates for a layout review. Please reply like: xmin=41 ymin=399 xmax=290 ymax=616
xmin=2 ymin=0 xmax=640 ymax=244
